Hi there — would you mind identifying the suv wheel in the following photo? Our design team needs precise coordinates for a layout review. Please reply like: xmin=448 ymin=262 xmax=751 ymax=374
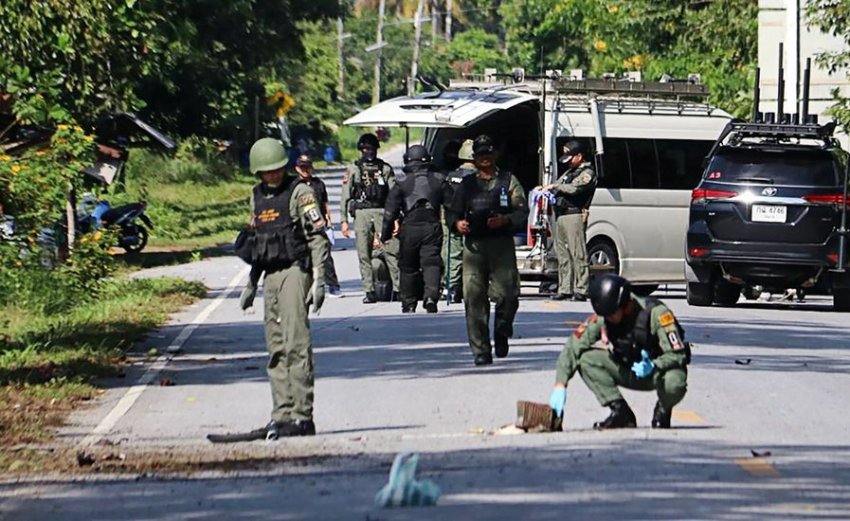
xmin=714 ymin=280 xmax=740 ymax=306
xmin=834 ymin=289 xmax=850 ymax=312
xmin=687 ymin=282 xmax=713 ymax=306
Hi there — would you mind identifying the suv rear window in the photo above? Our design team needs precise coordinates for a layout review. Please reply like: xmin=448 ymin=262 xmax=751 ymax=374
xmin=705 ymin=148 xmax=839 ymax=187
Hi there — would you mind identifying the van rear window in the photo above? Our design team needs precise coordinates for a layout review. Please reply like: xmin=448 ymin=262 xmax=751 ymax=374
xmin=706 ymin=148 xmax=838 ymax=187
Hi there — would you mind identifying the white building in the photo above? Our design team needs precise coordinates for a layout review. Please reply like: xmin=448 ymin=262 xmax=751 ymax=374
xmin=759 ymin=0 xmax=850 ymax=147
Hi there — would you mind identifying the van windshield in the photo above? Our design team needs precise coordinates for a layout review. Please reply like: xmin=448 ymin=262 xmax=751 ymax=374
xmin=705 ymin=147 xmax=839 ymax=187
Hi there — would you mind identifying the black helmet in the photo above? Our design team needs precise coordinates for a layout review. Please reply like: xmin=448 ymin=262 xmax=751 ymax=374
xmin=403 ymin=144 xmax=432 ymax=165
xmin=589 ymin=274 xmax=632 ymax=316
xmin=357 ymin=133 xmax=380 ymax=150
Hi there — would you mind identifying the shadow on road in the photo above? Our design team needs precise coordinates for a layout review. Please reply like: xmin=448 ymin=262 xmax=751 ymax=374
xmin=4 ymin=439 xmax=849 ymax=520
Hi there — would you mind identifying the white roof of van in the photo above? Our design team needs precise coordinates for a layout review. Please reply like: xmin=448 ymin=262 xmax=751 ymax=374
xmin=343 ymin=89 xmax=538 ymax=128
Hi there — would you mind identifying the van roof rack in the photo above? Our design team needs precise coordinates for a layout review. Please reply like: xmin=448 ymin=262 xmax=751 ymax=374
xmin=551 ymin=77 xmax=709 ymax=99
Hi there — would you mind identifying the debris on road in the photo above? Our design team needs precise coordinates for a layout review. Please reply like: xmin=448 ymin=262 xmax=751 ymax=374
xmin=515 ymin=400 xmax=562 ymax=432
xmin=375 ymin=452 xmax=440 ymax=508
xmin=735 ymin=359 xmax=753 ymax=365
xmin=76 ymin=451 xmax=96 ymax=467
xmin=159 ymin=377 xmax=175 ymax=386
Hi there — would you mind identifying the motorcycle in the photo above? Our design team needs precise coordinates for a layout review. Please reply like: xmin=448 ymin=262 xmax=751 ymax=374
xmin=78 ymin=198 xmax=154 ymax=253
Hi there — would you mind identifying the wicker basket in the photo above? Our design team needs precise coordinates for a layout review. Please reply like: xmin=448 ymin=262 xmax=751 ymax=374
xmin=515 ymin=400 xmax=563 ymax=432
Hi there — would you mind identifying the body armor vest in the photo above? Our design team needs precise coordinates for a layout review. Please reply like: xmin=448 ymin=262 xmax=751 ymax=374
xmin=251 ymin=182 xmax=310 ymax=269
xmin=463 ymin=171 xmax=512 ymax=238
xmin=399 ymin=168 xmax=444 ymax=218
xmin=352 ymin=159 xmax=389 ymax=209
xmin=607 ymin=297 xmax=690 ymax=366
xmin=554 ymin=164 xmax=597 ymax=216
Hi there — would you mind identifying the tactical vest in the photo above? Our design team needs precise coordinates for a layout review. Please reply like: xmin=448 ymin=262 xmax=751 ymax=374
xmin=351 ymin=159 xmax=390 ymax=209
xmin=608 ymin=297 xmax=690 ymax=366
xmin=554 ymin=164 xmax=597 ymax=216
xmin=399 ymin=167 xmax=444 ymax=218
xmin=251 ymin=182 xmax=310 ymax=269
xmin=462 ymin=171 xmax=513 ymax=238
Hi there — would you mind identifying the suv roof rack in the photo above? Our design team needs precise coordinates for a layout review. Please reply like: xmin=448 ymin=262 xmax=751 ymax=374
xmin=726 ymin=120 xmax=837 ymax=140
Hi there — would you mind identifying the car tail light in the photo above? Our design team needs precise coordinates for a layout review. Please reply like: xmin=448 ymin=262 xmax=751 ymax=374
xmin=691 ymin=188 xmax=737 ymax=203
xmin=803 ymin=193 xmax=849 ymax=207
xmin=689 ymin=247 xmax=709 ymax=257
xmin=827 ymin=252 xmax=840 ymax=265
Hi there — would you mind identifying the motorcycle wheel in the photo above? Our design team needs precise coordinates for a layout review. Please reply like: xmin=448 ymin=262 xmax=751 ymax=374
xmin=123 ymin=226 xmax=148 ymax=253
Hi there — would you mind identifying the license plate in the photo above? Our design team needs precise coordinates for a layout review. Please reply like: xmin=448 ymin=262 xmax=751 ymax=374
xmin=752 ymin=204 xmax=787 ymax=223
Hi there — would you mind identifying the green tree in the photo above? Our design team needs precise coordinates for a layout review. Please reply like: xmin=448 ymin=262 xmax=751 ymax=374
xmin=805 ymin=0 xmax=850 ymax=131
xmin=498 ymin=0 xmax=757 ymax=118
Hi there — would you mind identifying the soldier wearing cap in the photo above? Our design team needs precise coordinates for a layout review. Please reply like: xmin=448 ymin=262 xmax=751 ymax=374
xmin=539 ymin=140 xmax=597 ymax=301
xmin=446 ymin=135 xmax=528 ymax=366
xmin=233 ymin=138 xmax=329 ymax=439
xmin=294 ymin=154 xmax=342 ymax=297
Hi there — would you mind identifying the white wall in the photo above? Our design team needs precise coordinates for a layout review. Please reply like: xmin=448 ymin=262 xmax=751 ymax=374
xmin=758 ymin=0 xmax=850 ymax=148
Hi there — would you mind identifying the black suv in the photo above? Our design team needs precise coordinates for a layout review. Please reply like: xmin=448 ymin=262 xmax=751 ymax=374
xmin=686 ymin=121 xmax=850 ymax=311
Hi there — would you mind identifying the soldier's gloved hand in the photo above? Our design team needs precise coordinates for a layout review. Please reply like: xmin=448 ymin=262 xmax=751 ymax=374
xmin=305 ymin=268 xmax=325 ymax=314
xmin=549 ymin=386 xmax=567 ymax=418
xmin=631 ymin=350 xmax=655 ymax=379
xmin=239 ymin=282 xmax=257 ymax=311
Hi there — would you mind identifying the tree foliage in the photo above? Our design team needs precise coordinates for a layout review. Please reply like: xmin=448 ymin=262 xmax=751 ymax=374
xmin=498 ymin=0 xmax=757 ymax=117
xmin=805 ymin=0 xmax=850 ymax=131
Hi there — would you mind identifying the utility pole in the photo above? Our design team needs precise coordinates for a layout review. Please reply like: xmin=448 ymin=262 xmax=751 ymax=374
xmin=409 ymin=0 xmax=425 ymax=96
xmin=430 ymin=0 xmax=438 ymax=45
xmin=372 ymin=0 xmax=386 ymax=105
xmin=445 ymin=0 xmax=453 ymax=42
xmin=337 ymin=15 xmax=345 ymax=97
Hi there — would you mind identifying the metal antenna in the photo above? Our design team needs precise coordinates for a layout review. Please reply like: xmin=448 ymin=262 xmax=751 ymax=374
xmin=777 ymin=43 xmax=785 ymax=123
xmin=752 ymin=68 xmax=761 ymax=122
xmin=802 ymin=57 xmax=812 ymax=123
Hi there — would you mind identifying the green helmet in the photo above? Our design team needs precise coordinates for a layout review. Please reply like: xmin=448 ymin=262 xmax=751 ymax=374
xmin=249 ymin=138 xmax=288 ymax=174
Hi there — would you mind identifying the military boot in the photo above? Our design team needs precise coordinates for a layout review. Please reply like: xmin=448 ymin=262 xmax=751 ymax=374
xmin=494 ymin=333 xmax=509 ymax=358
xmin=424 ymin=298 xmax=438 ymax=314
xmin=593 ymin=399 xmax=637 ymax=430
xmin=651 ymin=401 xmax=672 ymax=429
xmin=276 ymin=419 xmax=316 ymax=437
xmin=363 ymin=291 xmax=378 ymax=304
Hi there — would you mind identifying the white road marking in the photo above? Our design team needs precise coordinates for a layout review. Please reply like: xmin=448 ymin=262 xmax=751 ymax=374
xmin=79 ymin=265 xmax=250 ymax=447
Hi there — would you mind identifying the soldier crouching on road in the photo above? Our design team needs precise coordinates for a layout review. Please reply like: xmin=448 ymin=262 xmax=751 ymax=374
xmin=548 ymin=274 xmax=690 ymax=429
xmin=209 ymin=138 xmax=328 ymax=443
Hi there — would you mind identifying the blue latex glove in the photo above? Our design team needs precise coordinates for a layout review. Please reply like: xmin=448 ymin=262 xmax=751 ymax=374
xmin=549 ymin=387 xmax=567 ymax=418
xmin=631 ymin=350 xmax=655 ymax=379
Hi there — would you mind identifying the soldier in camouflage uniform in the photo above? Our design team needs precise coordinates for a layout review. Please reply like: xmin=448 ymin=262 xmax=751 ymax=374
xmin=441 ymin=140 xmax=472 ymax=303
xmin=548 ymin=274 xmax=690 ymax=430
xmin=446 ymin=135 xmax=528 ymax=366
xmin=340 ymin=133 xmax=400 ymax=303
xmin=231 ymin=138 xmax=329 ymax=440
xmin=540 ymin=140 xmax=597 ymax=301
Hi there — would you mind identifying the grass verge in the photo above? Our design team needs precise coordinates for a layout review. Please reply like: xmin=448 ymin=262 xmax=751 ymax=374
xmin=0 ymin=276 xmax=206 ymax=473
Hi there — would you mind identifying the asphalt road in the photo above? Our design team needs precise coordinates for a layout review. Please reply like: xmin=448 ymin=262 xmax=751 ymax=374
xmin=2 ymin=155 xmax=850 ymax=520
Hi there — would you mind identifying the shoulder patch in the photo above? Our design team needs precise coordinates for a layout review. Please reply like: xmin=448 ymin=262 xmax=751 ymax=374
xmin=298 ymin=193 xmax=316 ymax=206
xmin=658 ymin=311 xmax=675 ymax=328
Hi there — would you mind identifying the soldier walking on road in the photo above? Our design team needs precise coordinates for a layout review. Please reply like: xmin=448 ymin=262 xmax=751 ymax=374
xmin=539 ymin=140 xmax=597 ymax=301
xmin=294 ymin=154 xmax=342 ymax=298
xmin=211 ymin=138 xmax=328 ymax=442
xmin=548 ymin=274 xmax=690 ymax=430
xmin=441 ymin=140 xmax=472 ymax=303
xmin=381 ymin=145 xmax=446 ymax=313
xmin=447 ymin=135 xmax=528 ymax=366
xmin=340 ymin=133 xmax=400 ymax=303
